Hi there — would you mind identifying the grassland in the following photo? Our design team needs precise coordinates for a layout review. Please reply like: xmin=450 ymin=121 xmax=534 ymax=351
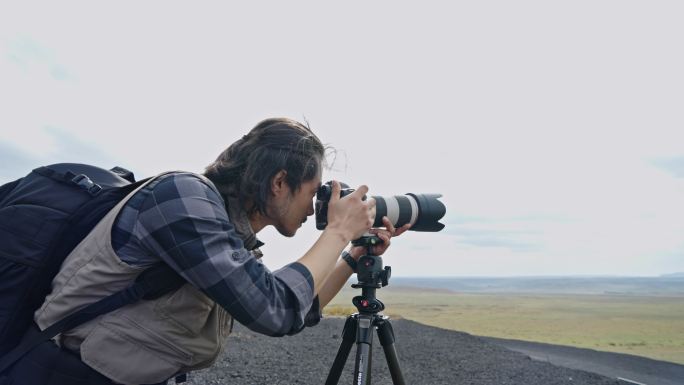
xmin=324 ymin=286 xmax=684 ymax=365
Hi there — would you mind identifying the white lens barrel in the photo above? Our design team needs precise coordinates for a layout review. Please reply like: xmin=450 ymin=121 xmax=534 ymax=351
xmin=373 ymin=194 xmax=420 ymax=228
xmin=384 ymin=196 xmax=400 ymax=226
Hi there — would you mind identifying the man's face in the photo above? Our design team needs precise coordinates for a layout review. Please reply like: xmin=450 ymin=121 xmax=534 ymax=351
xmin=270 ymin=172 xmax=322 ymax=237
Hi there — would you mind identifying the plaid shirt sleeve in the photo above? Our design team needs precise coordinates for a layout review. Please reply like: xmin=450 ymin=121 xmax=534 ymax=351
xmin=112 ymin=172 xmax=321 ymax=336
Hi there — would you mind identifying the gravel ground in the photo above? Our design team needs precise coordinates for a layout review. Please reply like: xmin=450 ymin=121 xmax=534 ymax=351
xmin=185 ymin=318 xmax=620 ymax=385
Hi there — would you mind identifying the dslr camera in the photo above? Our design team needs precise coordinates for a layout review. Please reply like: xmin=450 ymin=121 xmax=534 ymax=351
xmin=315 ymin=181 xmax=446 ymax=233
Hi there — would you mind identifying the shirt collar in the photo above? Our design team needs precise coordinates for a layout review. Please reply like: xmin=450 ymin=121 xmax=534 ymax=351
xmin=204 ymin=178 xmax=265 ymax=253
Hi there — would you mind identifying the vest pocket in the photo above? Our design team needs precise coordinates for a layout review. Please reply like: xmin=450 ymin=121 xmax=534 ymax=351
xmin=155 ymin=283 xmax=215 ymax=336
xmin=80 ymin=320 xmax=192 ymax=385
xmin=219 ymin=308 xmax=233 ymax=338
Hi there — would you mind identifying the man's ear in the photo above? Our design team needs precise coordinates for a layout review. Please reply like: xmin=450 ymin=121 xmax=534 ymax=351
xmin=271 ymin=170 xmax=288 ymax=196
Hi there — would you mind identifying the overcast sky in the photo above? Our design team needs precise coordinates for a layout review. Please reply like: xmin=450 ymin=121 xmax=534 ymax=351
xmin=1 ymin=1 xmax=683 ymax=277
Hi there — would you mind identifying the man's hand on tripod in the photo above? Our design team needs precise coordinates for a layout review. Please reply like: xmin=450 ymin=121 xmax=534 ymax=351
xmin=350 ymin=216 xmax=411 ymax=259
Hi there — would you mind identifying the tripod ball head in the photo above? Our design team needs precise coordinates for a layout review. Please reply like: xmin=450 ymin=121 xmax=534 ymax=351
xmin=353 ymin=255 xmax=391 ymax=288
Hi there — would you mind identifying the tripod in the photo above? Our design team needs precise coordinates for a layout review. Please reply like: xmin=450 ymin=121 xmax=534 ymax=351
xmin=325 ymin=236 xmax=406 ymax=385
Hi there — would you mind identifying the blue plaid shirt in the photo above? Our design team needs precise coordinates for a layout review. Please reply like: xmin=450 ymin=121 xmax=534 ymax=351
xmin=111 ymin=172 xmax=321 ymax=336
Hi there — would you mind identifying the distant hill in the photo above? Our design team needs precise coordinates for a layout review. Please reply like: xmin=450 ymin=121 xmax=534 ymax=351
xmin=661 ymin=272 xmax=684 ymax=278
xmin=389 ymin=276 xmax=684 ymax=296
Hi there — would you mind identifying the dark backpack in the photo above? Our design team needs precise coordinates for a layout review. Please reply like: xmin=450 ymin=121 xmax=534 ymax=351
xmin=0 ymin=164 xmax=185 ymax=369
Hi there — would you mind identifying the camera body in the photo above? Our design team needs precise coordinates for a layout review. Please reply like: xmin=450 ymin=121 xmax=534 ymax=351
xmin=315 ymin=182 xmax=356 ymax=230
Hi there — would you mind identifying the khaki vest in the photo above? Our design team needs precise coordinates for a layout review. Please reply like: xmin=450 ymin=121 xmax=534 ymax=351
xmin=35 ymin=174 xmax=235 ymax=385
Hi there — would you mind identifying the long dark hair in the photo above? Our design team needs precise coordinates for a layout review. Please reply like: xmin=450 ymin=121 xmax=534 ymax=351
xmin=204 ymin=118 xmax=326 ymax=216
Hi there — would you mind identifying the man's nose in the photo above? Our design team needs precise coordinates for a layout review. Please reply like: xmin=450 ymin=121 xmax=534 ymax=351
xmin=307 ymin=202 xmax=315 ymax=216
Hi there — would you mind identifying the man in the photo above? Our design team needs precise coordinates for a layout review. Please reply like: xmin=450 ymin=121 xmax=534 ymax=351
xmin=19 ymin=118 xmax=408 ymax=385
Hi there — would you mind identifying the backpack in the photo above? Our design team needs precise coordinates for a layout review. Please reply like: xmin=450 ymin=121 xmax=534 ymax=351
xmin=0 ymin=164 xmax=185 ymax=371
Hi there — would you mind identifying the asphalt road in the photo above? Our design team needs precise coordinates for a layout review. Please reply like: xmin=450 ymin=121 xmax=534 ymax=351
xmin=482 ymin=337 xmax=684 ymax=385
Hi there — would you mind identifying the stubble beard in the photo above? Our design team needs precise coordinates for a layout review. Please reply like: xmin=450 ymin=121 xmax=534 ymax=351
xmin=272 ymin=194 xmax=297 ymax=238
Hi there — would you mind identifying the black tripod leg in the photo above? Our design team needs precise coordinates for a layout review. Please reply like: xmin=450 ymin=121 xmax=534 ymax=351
xmin=353 ymin=314 xmax=374 ymax=385
xmin=376 ymin=317 xmax=406 ymax=385
xmin=325 ymin=316 xmax=357 ymax=385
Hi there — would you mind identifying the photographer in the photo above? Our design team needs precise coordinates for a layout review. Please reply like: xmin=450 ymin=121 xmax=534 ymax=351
xmin=17 ymin=118 xmax=408 ymax=385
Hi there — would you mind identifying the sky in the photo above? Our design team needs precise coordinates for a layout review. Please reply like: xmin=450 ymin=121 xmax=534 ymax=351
xmin=1 ymin=1 xmax=683 ymax=277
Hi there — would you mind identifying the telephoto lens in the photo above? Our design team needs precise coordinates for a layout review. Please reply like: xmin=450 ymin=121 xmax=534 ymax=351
xmin=372 ymin=193 xmax=445 ymax=232
xmin=315 ymin=181 xmax=446 ymax=232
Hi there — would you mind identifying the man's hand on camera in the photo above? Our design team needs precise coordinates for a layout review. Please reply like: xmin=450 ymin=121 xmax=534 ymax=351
xmin=325 ymin=180 xmax=376 ymax=243
xmin=350 ymin=216 xmax=411 ymax=259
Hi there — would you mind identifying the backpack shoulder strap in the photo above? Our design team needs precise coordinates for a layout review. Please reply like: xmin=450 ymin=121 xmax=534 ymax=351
xmin=0 ymin=264 xmax=185 ymax=374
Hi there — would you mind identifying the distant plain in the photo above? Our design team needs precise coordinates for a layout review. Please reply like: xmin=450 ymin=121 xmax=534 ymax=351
xmin=324 ymin=277 xmax=684 ymax=365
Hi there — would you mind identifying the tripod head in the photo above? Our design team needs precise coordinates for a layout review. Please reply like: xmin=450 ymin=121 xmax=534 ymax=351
xmin=350 ymin=235 xmax=391 ymax=314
